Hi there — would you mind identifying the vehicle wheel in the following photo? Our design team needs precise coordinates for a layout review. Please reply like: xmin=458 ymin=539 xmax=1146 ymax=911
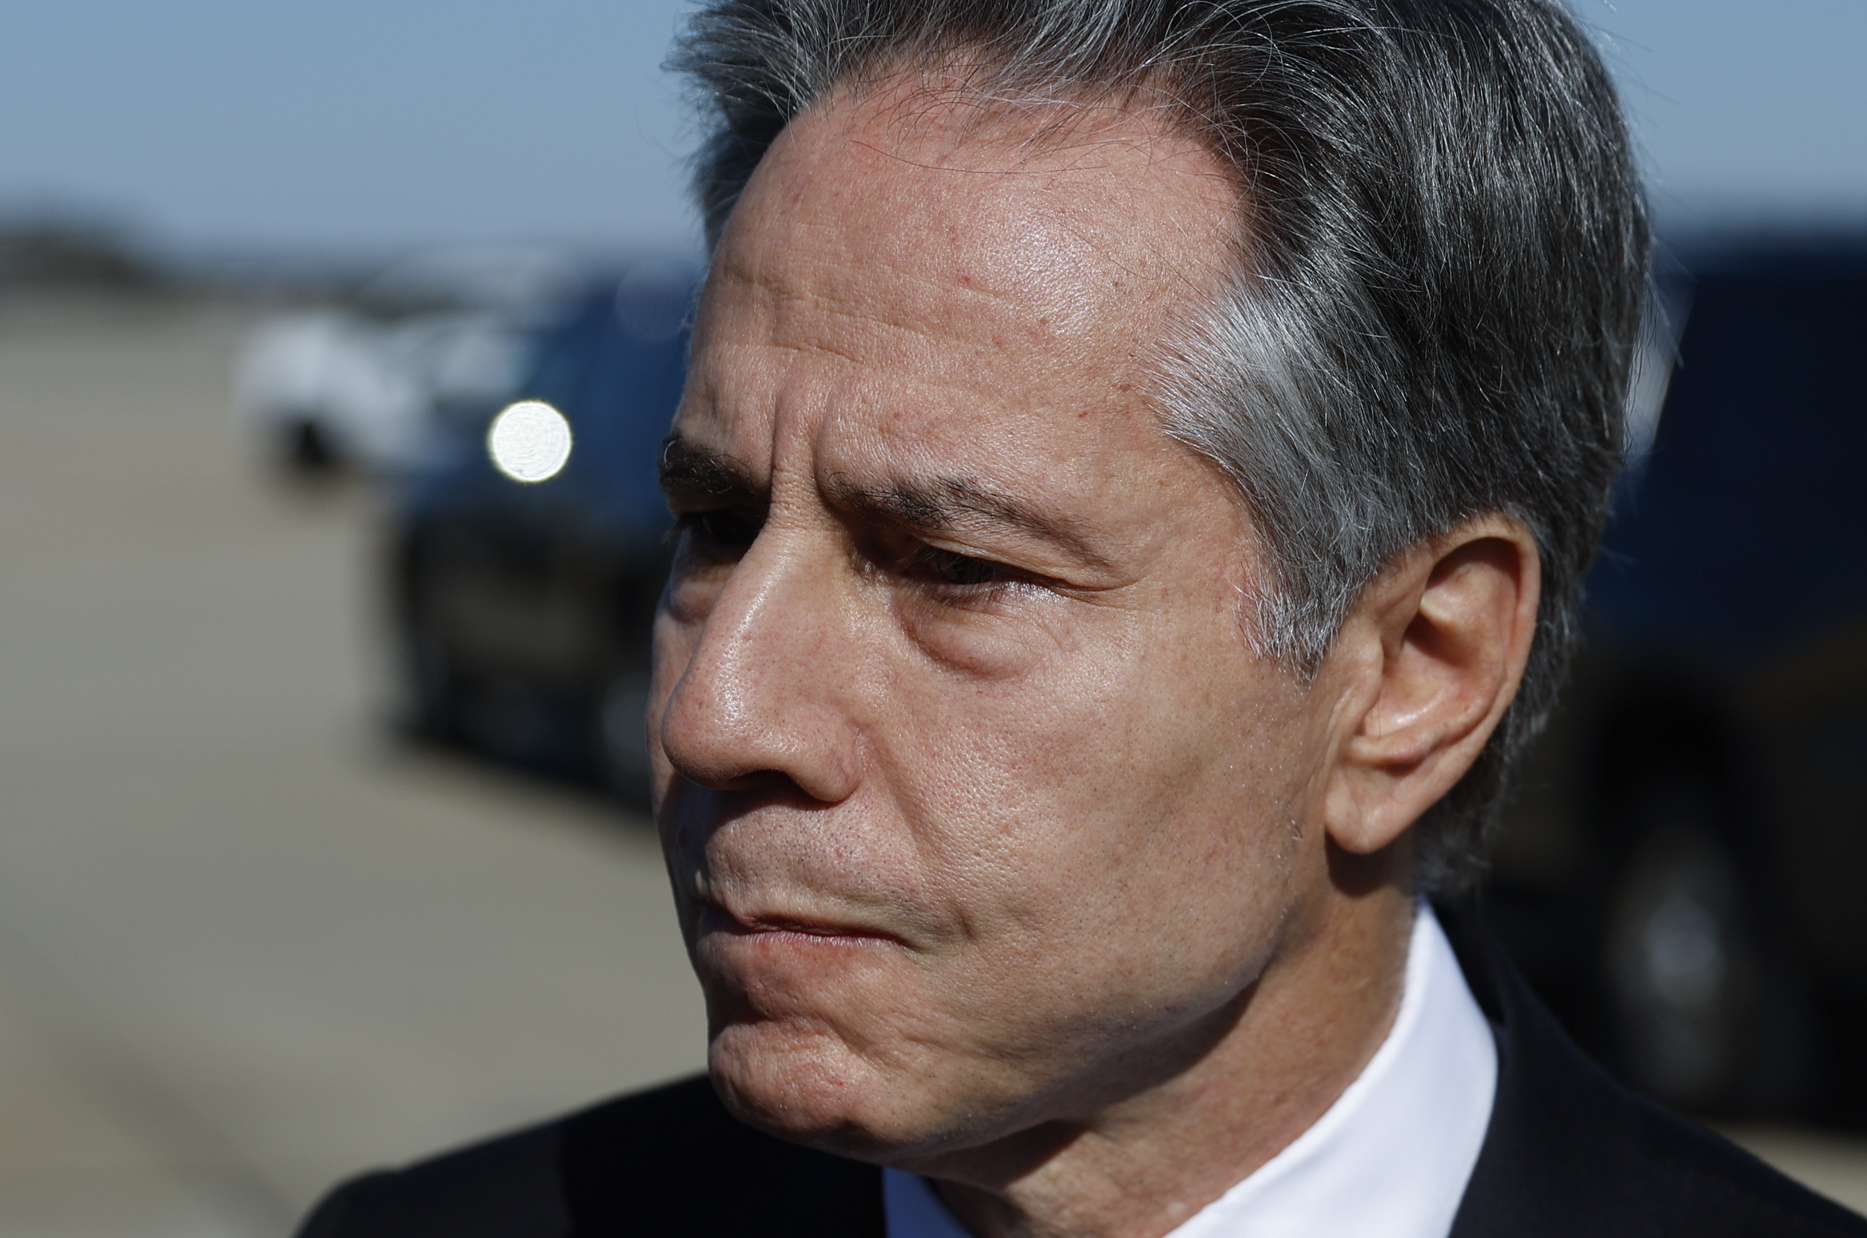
xmin=1602 ymin=769 xmax=1807 ymax=1115
xmin=280 ymin=417 xmax=341 ymax=474
xmin=595 ymin=672 xmax=653 ymax=811
xmin=399 ymin=621 xmax=462 ymax=739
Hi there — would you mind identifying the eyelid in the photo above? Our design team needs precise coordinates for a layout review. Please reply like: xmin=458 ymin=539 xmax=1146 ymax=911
xmin=664 ymin=486 xmax=764 ymax=513
xmin=670 ymin=505 xmax=766 ymax=557
xmin=874 ymin=506 xmax=1114 ymax=588
xmin=911 ymin=544 xmax=1004 ymax=575
xmin=898 ymin=542 xmax=1057 ymax=599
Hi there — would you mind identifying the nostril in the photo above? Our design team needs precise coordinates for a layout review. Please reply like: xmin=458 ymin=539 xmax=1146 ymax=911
xmin=658 ymin=668 xmax=859 ymax=804
xmin=657 ymin=667 xmax=785 ymax=792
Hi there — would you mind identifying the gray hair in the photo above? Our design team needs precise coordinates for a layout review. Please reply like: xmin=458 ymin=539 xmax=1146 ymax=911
xmin=671 ymin=0 xmax=1650 ymax=894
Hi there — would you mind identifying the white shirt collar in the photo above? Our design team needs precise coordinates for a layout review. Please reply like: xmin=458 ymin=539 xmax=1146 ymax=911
xmin=885 ymin=904 xmax=1498 ymax=1238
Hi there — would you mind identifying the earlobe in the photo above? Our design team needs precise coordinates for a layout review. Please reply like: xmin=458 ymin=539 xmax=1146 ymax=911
xmin=1323 ymin=518 xmax=1540 ymax=856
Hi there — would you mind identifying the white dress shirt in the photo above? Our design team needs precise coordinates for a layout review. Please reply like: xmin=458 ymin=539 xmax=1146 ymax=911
xmin=885 ymin=905 xmax=1497 ymax=1238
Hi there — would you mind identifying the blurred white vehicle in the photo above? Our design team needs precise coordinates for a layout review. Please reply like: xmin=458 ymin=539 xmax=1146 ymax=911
xmin=233 ymin=245 xmax=585 ymax=474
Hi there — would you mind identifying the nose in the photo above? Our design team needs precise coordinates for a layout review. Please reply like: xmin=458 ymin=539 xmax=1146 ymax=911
xmin=655 ymin=532 xmax=864 ymax=803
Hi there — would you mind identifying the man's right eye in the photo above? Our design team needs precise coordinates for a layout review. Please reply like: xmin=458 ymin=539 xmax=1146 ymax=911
xmin=676 ymin=509 xmax=763 ymax=553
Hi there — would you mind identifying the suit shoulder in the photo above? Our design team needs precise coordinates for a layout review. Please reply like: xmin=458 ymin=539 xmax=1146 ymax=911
xmin=1457 ymin=1046 xmax=1867 ymax=1238
xmin=295 ymin=1076 xmax=884 ymax=1238
xmin=295 ymin=1117 xmax=566 ymax=1238
xmin=1440 ymin=905 xmax=1867 ymax=1237
xmin=1620 ymin=1095 xmax=1867 ymax=1235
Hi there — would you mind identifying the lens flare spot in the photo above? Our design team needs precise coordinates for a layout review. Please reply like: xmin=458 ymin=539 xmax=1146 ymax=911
xmin=487 ymin=400 xmax=572 ymax=483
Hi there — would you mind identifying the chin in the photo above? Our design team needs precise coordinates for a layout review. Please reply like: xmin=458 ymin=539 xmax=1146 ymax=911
xmin=705 ymin=1012 xmax=1059 ymax=1172
xmin=707 ymin=1019 xmax=904 ymax=1158
xmin=691 ymin=925 xmax=946 ymax=1154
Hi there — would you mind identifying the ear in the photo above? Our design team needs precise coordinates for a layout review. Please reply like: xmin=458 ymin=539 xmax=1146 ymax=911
xmin=1320 ymin=515 xmax=1541 ymax=857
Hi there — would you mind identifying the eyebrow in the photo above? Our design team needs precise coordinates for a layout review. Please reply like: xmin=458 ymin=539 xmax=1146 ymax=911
xmin=659 ymin=431 xmax=1114 ymax=572
xmin=659 ymin=432 xmax=764 ymax=501
xmin=827 ymin=474 xmax=1113 ymax=571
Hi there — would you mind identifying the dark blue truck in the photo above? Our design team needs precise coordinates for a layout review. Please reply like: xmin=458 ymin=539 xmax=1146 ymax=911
xmin=1489 ymin=237 xmax=1867 ymax=1123
xmin=387 ymin=262 xmax=697 ymax=806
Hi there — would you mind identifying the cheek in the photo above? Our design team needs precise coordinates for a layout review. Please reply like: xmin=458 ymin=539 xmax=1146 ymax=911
xmin=884 ymin=611 xmax=1304 ymax=979
xmin=845 ymin=643 xmax=1309 ymax=1104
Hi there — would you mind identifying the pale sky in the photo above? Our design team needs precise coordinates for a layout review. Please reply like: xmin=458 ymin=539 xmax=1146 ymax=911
xmin=0 ymin=1 xmax=1859 ymax=260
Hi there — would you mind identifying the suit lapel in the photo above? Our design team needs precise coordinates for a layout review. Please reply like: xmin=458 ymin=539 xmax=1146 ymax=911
xmin=1438 ymin=903 xmax=1862 ymax=1238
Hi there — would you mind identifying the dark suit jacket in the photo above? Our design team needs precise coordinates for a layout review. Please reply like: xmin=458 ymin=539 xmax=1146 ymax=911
xmin=299 ymin=907 xmax=1867 ymax=1236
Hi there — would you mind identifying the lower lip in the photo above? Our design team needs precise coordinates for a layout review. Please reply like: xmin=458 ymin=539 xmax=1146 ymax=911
xmin=699 ymin=905 xmax=895 ymax=948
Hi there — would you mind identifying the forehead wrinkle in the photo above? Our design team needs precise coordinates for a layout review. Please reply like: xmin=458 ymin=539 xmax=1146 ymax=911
xmin=730 ymin=213 xmax=1071 ymax=357
xmin=719 ymin=259 xmax=1057 ymax=395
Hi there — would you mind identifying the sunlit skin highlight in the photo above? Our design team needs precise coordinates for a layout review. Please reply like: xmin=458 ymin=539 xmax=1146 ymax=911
xmin=649 ymin=80 xmax=1540 ymax=1238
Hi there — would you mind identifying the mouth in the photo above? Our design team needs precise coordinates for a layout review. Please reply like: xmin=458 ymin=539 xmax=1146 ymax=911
xmin=698 ymin=900 xmax=905 ymax=949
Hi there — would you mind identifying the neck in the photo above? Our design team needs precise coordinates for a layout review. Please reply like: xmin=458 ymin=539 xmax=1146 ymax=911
xmin=914 ymin=880 xmax=1415 ymax=1238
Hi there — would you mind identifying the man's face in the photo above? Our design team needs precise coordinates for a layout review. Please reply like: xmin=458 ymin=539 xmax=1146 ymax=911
xmin=652 ymin=90 xmax=1330 ymax=1159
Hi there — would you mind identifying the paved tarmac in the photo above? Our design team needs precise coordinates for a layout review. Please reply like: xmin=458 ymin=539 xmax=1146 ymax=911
xmin=0 ymin=296 xmax=704 ymax=1237
xmin=0 ymin=296 xmax=1859 ymax=1236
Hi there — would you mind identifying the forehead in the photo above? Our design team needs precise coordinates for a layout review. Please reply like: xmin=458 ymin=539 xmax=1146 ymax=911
xmin=682 ymin=81 xmax=1240 ymax=484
